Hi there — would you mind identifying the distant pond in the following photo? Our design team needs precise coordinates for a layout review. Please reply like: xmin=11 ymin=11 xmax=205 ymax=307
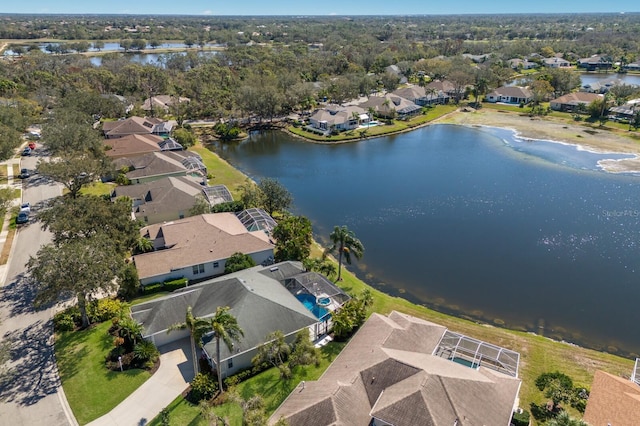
xmin=211 ymin=125 xmax=640 ymax=356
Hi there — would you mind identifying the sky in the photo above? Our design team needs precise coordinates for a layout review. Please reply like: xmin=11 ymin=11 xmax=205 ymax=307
xmin=3 ymin=1 xmax=639 ymax=16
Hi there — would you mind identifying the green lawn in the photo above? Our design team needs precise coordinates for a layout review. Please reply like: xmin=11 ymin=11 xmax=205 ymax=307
xmin=148 ymin=341 xmax=347 ymax=425
xmin=190 ymin=144 xmax=250 ymax=199
xmin=79 ymin=181 xmax=116 ymax=197
xmin=56 ymin=322 xmax=152 ymax=425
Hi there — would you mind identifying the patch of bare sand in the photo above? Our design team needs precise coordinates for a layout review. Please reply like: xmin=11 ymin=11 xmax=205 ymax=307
xmin=436 ymin=109 xmax=640 ymax=173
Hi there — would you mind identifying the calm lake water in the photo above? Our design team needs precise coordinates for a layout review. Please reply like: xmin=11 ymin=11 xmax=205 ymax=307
xmin=212 ymin=125 xmax=640 ymax=356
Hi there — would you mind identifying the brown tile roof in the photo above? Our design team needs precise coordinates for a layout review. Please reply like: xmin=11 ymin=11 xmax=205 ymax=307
xmin=133 ymin=213 xmax=274 ymax=281
xmin=141 ymin=95 xmax=190 ymax=111
xmin=551 ymin=92 xmax=603 ymax=105
xmin=103 ymin=134 xmax=163 ymax=158
xmin=489 ymin=86 xmax=533 ymax=99
xmin=584 ymin=370 xmax=640 ymax=426
xmin=269 ymin=311 xmax=521 ymax=426
xmin=102 ymin=116 xmax=169 ymax=137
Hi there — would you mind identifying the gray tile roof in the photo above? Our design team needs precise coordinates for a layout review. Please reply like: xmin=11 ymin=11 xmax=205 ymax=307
xmin=131 ymin=262 xmax=318 ymax=360
xmin=103 ymin=133 xmax=163 ymax=158
xmin=269 ymin=311 xmax=521 ymax=426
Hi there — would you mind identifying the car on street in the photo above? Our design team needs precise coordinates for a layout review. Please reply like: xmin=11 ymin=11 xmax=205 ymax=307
xmin=21 ymin=147 xmax=31 ymax=156
xmin=20 ymin=202 xmax=31 ymax=214
xmin=20 ymin=168 xmax=30 ymax=179
xmin=28 ymin=142 xmax=36 ymax=150
xmin=16 ymin=211 xmax=29 ymax=224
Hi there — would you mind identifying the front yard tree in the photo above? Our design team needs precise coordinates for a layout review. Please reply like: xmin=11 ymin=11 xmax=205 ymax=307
xmin=27 ymin=234 xmax=124 ymax=328
xmin=209 ymin=306 xmax=244 ymax=393
xmin=272 ymin=215 xmax=313 ymax=262
xmin=258 ymin=178 xmax=293 ymax=216
xmin=252 ymin=330 xmax=291 ymax=378
xmin=168 ymin=306 xmax=210 ymax=374
xmin=326 ymin=225 xmax=365 ymax=281
xmin=224 ymin=252 xmax=256 ymax=274
xmin=37 ymin=154 xmax=109 ymax=199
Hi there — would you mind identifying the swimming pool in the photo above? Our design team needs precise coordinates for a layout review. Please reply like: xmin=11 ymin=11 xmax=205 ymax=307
xmin=296 ymin=293 xmax=330 ymax=319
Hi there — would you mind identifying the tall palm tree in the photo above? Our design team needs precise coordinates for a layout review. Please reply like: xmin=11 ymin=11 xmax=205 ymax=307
xmin=326 ymin=225 xmax=365 ymax=281
xmin=210 ymin=306 xmax=244 ymax=393
xmin=168 ymin=306 xmax=209 ymax=374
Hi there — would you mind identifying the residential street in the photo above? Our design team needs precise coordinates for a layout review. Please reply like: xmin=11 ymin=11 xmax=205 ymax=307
xmin=0 ymin=151 xmax=76 ymax=425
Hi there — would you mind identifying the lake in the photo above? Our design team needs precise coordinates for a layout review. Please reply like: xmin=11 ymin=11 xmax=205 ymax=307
xmin=211 ymin=125 xmax=640 ymax=356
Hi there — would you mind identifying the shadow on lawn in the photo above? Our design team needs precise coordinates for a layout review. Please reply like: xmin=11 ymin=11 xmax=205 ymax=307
xmin=0 ymin=319 xmax=61 ymax=406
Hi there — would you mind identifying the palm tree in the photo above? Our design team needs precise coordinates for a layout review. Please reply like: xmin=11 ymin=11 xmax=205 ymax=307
xmin=209 ymin=306 xmax=244 ymax=393
xmin=326 ymin=225 xmax=365 ymax=281
xmin=168 ymin=306 xmax=209 ymax=374
xmin=546 ymin=411 xmax=588 ymax=426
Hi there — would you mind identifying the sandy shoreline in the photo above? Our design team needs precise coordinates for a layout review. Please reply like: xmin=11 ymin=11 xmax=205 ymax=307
xmin=436 ymin=109 xmax=640 ymax=173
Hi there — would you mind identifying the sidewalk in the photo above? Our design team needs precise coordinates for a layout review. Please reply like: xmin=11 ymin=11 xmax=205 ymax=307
xmin=0 ymin=156 xmax=23 ymax=286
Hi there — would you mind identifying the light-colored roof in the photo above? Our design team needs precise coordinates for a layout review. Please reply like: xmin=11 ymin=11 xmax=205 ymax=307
xmin=141 ymin=95 xmax=190 ymax=111
xmin=488 ymin=86 xmax=533 ymax=99
xmin=103 ymin=133 xmax=163 ymax=158
xmin=309 ymin=105 xmax=366 ymax=127
xmin=426 ymin=79 xmax=456 ymax=93
xmin=269 ymin=311 xmax=521 ymax=426
xmin=102 ymin=116 xmax=169 ymax=137
xmin=358 ymin=94 xmax=421 ymax=115
xmin=392 ymin=86 xmax=426 ymax=101
xmin=133 ymin=213 xmax=274 ymax=280
xmin=113 ymin=151 xmax=202 ymax=180
xmin=130 ymin=262 xmax=318 ymax=359
xmin=583 ymin=370 xmax=640 ymax=426
xmin=551 ymin=92 xmax=603 ymax=105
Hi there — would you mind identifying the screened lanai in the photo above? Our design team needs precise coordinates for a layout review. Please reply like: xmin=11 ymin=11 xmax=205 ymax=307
xmin=284 ymin=271 xmax=351 ymax=306
xmin=202 ymin=184 xmax=233 ymax=206
xmin=181 ymin=154 xmax=206 ymax=176
xmin=633 ymin=358 xmax=640 ymax=386
xmin=434 ymin=330 xmax=520 ymax=378
xmin=236 ymin=208 xmax=277 ymax=233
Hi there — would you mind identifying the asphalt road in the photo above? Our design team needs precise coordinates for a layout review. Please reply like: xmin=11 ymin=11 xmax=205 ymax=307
xmin=0 ymin=149 xmax=73 ymax=425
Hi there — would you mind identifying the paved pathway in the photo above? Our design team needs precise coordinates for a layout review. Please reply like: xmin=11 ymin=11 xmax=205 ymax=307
xmin=87 ymin=338 xmax=194 ymax=426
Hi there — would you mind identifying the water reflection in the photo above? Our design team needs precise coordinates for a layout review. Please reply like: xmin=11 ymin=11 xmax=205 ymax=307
xmin=211 ymin=125 xmax=640 ymax=356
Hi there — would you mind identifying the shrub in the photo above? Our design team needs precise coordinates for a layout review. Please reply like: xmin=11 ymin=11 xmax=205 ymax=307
xmin=53 ymin=310 xmax=78 ymax=332
xmin=88 ymin=298 xmax=126 ymax=323
xmin=512 ymin=409 xmax=530 ymax=426
xmin=142 ymin=282 xmax=164 ymax=295
xmin=162 ymin=278 xmax=188 ymax=292
xmin=133 ymin=340 xmax=160 ymax=364
xmin=188 ymin=372 xmax=218 ymax=403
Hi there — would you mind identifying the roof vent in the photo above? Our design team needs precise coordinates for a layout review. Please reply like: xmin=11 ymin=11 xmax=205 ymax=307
xmin=270 ymin=267 xmax=279 ymax=272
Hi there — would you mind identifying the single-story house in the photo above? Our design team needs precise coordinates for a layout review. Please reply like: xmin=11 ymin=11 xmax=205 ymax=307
xmin=133 ymin=212 xmax=276 ymax=285
xmin=580 ymin=78 xmax=623 ymax=94
xmin=583 ymin=362 xmax=640 ymax=426
xmin=550 ymin=92 xmax=603 ymax=112
xmin=358 ymin=94 xmax=422 ymax=119
xmin=130 ymin=261 xmax=350 ymax=378
xmin=113 ymin=151 xmax=206 ymax=184
xmin=543 ymin=57 xmax=572 ymax=68
xmin=462 ymin=53 xmax=490 ymax=63
xmin=485 ymin=86 xmax=533 ymax=105
xmin=609 ymin=99 xmax=640 ymax=120
xmin=102 ymin=116 xmax=175 ymax=139
xmin=103 ymin=133 xmax=164 ymax=159
xmin=112 ymin=176 xmax=208 ymax=225
xmin=426 ymin=79 xmax=458 ymax=99
xmin=269 ymin=311 xmax=521 ymax=426
xmin=391 ymin=86 xmax=448 ymax=106
xmin=385 ymin=64 xmax=408 ymax=84
xmin=141 ymin=94 xmax=190 ymax=113
xmin=508 ymin=58 xmax=538 ymax=70
xmin=578 ymin=54 xmax=613 ymax=71
xmin=308 ymin=105 xmax=368 ymax=133
xmin=624 ymin=61 xmax=640 ymax=71
xmin=100 ymin=94 xmax=134 ymax=114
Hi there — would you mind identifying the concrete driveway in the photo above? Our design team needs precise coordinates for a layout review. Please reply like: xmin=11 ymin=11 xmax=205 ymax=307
xmin=87 ymin=338 xmax=194 ymax=426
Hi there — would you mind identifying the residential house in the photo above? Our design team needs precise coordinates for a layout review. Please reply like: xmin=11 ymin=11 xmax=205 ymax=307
xmin=543 ymin=57 xmax=572 ymax=68
xmin=308 ymin=105 xmax=367 ymax=133
xmin=624 ymin=61 xmax=640 ymax=72
xmin=426 ymin=79 xmax=457 ymax=99
xmin=578 ymin=54 xmax=613 ymax=71
xmin=392 ymin=85 xmax=448 ymax=106
xmin=141 ymin=94 xmax=190 ymax=113
xmin=131 ymin=261 xmax=349 ymax=377
xmin=269 ymin=311 xmax=521 ymax=426
xmin=550 ymin=92 xmax=603 ymax=112
xmin=133 ymin=213 xmax=276 ymax=285
xmin=358 ymin=94 xmax=422 ymax=119
xmin=113 ymin=151 xmax=206 ymax=184
xmin=583 ymin=363 xmax=640 ymax=426
xmin=508 ymin=58 xmax=538 ymax=70
xmin=610 ymin=98 xmax=640 ymax=120
xmin=384 ymin=64 xmax=408 ymax=84
xmin=100 ymin=94 xmax=134 ymax=114
xmin=580 ymin=78 xmax=622 ymax=94
xmin=462 ymin=53 xmax=490 ymax=63
xmin=103 ymin=134 xmax=164 ymax=159
xmin=112 ymin=176 xmax=207 ymax=224
xmin=102 ymin=116 xmax=174 ymax=139
xmin=485 ymin=86 xmax=533 ymax=105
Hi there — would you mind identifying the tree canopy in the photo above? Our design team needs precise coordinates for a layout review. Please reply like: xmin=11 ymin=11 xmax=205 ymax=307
xmin=272 ymin=215 xmax=313 ymax=262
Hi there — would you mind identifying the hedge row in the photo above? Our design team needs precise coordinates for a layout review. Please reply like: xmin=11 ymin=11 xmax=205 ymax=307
xmin=142 ymin=277 xmax=189 ymax=295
